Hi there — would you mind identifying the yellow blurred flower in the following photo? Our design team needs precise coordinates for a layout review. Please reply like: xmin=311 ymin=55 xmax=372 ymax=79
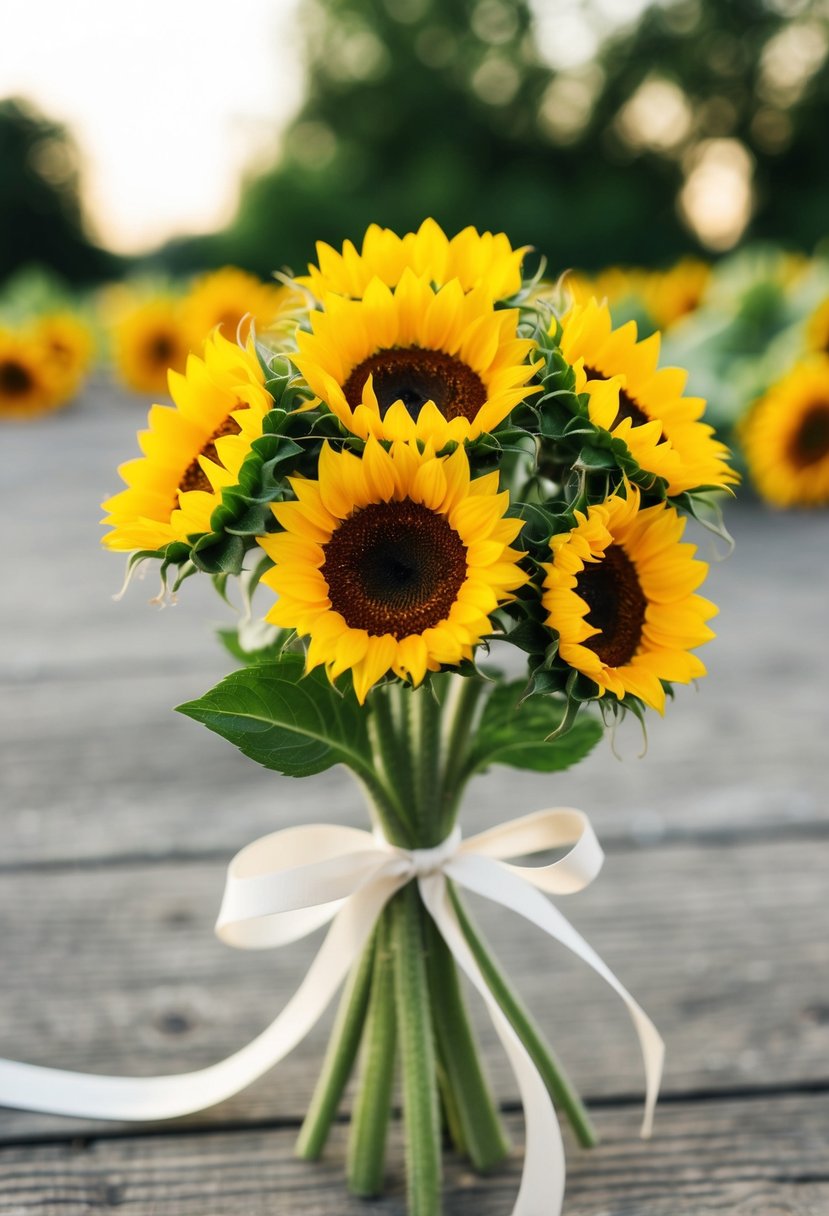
xmin=31 ymin=312 xmax=94 ymax=397
xmin=111 ymin=296 xmax=190 ymax=395
xmin=0 ymin=328 xmax=65 ymax=419
xmin=643 ymin=259 xmax=711 ymax=330
xmin=183 ymin=266 xmax=305 ymax=346
xmin=741 ymin=355 xmax=829 ymax=507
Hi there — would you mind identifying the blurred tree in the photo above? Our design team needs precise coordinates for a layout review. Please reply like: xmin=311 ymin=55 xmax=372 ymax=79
xmin=0 ymin=97 xmax=119 ymax=287
xmin=591 ymin=0 xmax=829 ymax=253
xmin=161 ymin=0 xmax=829 ymax=278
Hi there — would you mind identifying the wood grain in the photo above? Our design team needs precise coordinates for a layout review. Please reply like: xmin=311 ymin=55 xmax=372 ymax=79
xmin=0 ymin=1093 xmax=826 ymax=1215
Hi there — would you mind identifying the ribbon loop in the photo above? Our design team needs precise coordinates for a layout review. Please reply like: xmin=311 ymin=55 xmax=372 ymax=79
xmin=461 ymin=808 xmax=604 ymax=895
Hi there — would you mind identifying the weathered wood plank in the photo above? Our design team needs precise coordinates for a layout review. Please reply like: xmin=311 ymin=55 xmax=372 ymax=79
xmin=0 ymin=837 xmax=826 ymax=1140
xmin=2 ymin=651 xmax=825 ymax=865
xmin=0 ymin=1093 xmax=826 ymax=1214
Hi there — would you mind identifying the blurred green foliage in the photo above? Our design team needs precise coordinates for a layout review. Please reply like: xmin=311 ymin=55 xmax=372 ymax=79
xmin=0 ymin=98 xmax=120 ymax=287
xmin=2 ymin=1 xmax=827 ymax=287
xmin=161 ymin=0 xmax=829 ymax=279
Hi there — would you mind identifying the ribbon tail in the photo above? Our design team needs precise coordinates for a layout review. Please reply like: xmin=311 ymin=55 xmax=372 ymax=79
xmin=449 ymin=855 xmax=665 ymax=1138
xmin=418 ymin=873 xmax=566 ymax=1216
xmin=0 ymin=873 xmax=403 ymax=1122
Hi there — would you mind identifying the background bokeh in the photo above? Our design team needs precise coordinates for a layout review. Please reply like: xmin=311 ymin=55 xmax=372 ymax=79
xmin=3 ymin=0 xmax=828 ymax=286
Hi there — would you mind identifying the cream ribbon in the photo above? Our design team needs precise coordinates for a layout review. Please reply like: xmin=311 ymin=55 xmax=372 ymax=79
xmin=0 ymin=808 xmax=663 ymax=1216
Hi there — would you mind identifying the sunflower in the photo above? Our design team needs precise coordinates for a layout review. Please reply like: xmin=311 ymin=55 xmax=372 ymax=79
xmin=31 ymin=312 xmax=94 ymax=396
xmin=258 ymin=439 xmax=527 ymax=702
xmin=292 ymin=270 xmax=539 ymax=449
xmin=558 ymin=297 xmax=736 ymax=495
xmin=741 ymin=356 xmax=829 ymax=507
xmin=0 ymin=328 xmax=64 ymax=419
xmin=101 ymin=332 xmax=273 ymax=552
xmin=567 ymin=266 xmax=649 ymax=312
xmin=111 ymin=296 xmax=190 ymax=395
xmin=643 ymin=259 xmax=710 ymax=330
xmin=183 ymin=266 xmax=305 ymax=346
xmin=298 ymin=218 xmax=529 ymax=301
xmin=542 ymin=488 xmax=716 ymax=713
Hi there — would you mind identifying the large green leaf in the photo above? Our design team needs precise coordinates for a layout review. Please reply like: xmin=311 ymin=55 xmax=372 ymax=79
xmin=177 ymin=653 xmax=373 ymax=779
xmin=467 ymin=680 xmax=603 ymax=775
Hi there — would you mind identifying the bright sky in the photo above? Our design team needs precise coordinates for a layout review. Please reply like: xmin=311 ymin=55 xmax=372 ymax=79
xmin=3 ymin=0 xmax=304 ymax=253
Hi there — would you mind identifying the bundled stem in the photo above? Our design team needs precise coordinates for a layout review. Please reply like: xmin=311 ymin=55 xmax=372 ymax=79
xmin=450 ymin=885 xmax=598 ymax=1150
xmin=348 ymin=913 xmax=397 ymax=1196
xmin=296 ymin=931 xmax=377 ymax=1160
xmin=424 ymin=915 xmax=511 ymax=1170
xmin=295 ymin=675 xmax=596 ymax=1215
xmin=393 ymin=884 xmax=442 ymax=1216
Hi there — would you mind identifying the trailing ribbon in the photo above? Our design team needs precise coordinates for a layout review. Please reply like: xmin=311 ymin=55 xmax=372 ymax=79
xmin=0 ymin=807 xmax=663 ymax=1216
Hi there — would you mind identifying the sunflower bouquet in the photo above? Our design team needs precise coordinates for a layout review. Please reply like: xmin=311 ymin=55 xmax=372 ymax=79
xmin=55 ymin=220 xmax=732 ymax=1215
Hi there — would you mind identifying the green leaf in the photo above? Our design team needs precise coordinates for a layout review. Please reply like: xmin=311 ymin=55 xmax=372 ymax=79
xmin=215 ymin=626 xmax=292 ymax=667
xmin=177 ymin=653 xmax=373 ymax=778
xmin=467 ymin=680 xmax=602 ymax=775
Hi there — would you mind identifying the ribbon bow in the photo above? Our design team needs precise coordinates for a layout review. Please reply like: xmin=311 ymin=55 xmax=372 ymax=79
xmin=0 ymin=808 xmax=663 ymax=1216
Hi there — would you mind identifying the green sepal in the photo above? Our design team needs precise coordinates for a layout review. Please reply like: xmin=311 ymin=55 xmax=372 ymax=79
xmin=506 ymin=500 xmax=573 ymax=546
xmin=190 ymin=531 xmax=247 ymax=574
xmin=527 ymin=331 xmax=674 ymax=500
xmin=465 ymin=680 xmax=602 ymax=775
xmin=671 ymin=488 xmax=736 ymax=553
xmin=498 ymin=615 xmax=553 ymax=656
xmin=176 ymin=652 xmax=374 ymax=779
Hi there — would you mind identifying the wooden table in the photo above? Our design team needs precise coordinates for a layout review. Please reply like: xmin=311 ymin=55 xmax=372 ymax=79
xmin=1 ymin=382 xmax=827 ymax=1214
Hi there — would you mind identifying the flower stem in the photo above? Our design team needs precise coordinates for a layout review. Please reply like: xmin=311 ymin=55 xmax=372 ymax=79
xmin=435 ymin=1046 xmax=467 ymax=1156
xmin=439 ymin=675 xmax=489 ymax=835
xmin=368 ymin=686 xmax=416 ymax=845
xmin=295 ymin=929 xmax=377 ymax=1160
xmin=413 ymin=685 xmax=444 ymax=845
xmin=450 ymin=885 xmax=599 ymax=1150
xmin=393 ymin=884 xmax=442 ymax=1216
xmin=347 ymin=912 xmax=397 ymax=1197
xmin=424 ymin=914 xmax=511 ymax=1171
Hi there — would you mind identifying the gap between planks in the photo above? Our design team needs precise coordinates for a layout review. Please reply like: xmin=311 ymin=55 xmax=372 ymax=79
xmin=0 ymin=1093 xmax=826 ymax=1215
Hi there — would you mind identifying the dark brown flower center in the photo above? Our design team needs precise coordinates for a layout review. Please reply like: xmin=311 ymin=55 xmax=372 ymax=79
xmin=147 ymin=332 xmax=177 ymax=367
xmin=322 ymin=499 xmax=468 ymax=638
xmin=178 ymin=415 xmax=242 ymax=495
xmin=342 ymin=347 xmax=487 ymax=423
xmin=576 ymin=543 xmax=647 ymax=668
xmin=0 ymin=359 xmax=33 ymax=397
xmin=582 ymin=364 xmax=660 ymax=438
xmin=789 ymin=402 xmax=829 ymax=468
